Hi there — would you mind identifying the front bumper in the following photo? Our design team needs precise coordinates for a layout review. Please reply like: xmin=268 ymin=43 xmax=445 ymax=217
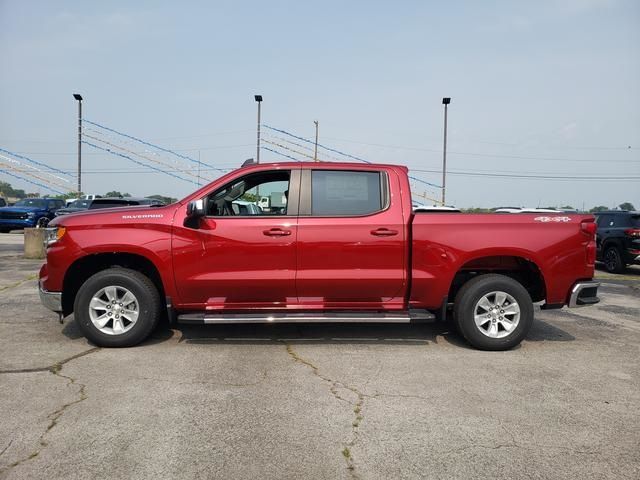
xmin=0 ymin=218 xmax=36 ymax=229
xmin=568 ymin=281 xmax=600 ymax=308
xmin=39 ymin=281 xmax=62 ymax=313
xmin=622 ymin=251 xmax=640 ymax=265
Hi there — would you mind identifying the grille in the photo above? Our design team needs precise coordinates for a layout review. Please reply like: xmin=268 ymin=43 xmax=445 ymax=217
xmin=0 ymin=212 xmax=28 ymax=220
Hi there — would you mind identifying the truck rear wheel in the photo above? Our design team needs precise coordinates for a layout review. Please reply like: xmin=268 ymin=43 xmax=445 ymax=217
xmin=453 ymin=274 xmax=533 ymax=351
xmin=73 ymin=268 xmax=161 ymax=347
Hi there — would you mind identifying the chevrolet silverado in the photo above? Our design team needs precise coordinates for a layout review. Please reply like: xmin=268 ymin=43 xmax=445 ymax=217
xmin=39 ymin=161 xmax=600 ymax=350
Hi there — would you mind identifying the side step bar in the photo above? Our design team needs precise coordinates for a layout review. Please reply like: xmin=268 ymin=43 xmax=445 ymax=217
xmin=177 ymin=310 xmax=435 ymax=325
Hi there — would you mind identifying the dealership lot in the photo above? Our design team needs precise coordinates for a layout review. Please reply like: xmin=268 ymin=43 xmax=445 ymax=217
xmin=0 ymin=232 xmax=638 ymax=480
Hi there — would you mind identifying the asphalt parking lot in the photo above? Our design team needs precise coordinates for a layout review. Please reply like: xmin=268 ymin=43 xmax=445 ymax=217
xmin=0 ymin=232 xmax=639 ymax=480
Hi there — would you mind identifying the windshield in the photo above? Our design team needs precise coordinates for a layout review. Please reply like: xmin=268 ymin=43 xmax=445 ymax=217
xmin=14 ymin=199 xmax=46 ymax=208
xmin=89 ymin=199 xmax=139 ymax=209
xmin=70 ymin=199 xmax=91 ymax=209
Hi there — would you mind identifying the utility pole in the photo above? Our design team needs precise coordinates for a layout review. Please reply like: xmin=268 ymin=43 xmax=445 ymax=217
xmin=314 ymin=120 xmax=319 ymax=162
xmin=73 ymin=94 xmax=83 ymax=195
xmin=197 ymin=150 xmax=201 ymax=187
xmin=254 ymin=95 xmax=262 ymax=163
xmin=441 ymin=97 xmax=451 ymax=206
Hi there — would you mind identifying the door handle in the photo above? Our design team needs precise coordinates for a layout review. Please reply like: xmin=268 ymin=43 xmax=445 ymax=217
xmin=370 ymin=228 xmax=398 ymax=237
xmin=263 ymin=228 xmax=292 ymax=237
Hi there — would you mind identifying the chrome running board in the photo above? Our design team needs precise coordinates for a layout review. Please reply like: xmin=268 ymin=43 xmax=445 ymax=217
xmin=178 ymin=310 xmax=435 ymax=325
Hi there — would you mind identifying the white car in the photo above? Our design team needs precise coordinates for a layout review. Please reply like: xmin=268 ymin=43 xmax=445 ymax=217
xmin=413 ymin=204 xmax=461 ymax=213
xmin=494 ymin=208 xmax=563 ymax=214
xmin=232 ymin=200 xmax=262 ymax=215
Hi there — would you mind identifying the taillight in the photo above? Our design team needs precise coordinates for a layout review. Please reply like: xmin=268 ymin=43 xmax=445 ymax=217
xmin=624 ymin=229 xmax=640 ymax=238
xmin=581 ymin=219 xmax=597 ymax=266
xmin=580 ymin=220 xmax=597 ymax=236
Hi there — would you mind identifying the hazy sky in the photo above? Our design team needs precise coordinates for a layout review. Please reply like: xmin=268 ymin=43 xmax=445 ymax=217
xmin=1 ymin=0 xmax=638 ymax=208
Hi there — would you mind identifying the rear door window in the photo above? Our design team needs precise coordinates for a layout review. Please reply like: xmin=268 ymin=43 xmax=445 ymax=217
xmin=311 ymin=170 xmax=385 ymax=216
xmin=612 ymin=215 xmax=631 ymax=228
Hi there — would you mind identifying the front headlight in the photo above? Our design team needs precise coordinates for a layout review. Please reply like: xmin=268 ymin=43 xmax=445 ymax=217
xmin=43 ymin=227 xmax=66 ymax=247
xmin=27 ymin=212 xmax=36 ymax=218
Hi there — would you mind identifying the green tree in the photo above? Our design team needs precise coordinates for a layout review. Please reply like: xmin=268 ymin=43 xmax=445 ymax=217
xmin=618 ymin=202 xmax=635 ymax=211
xmin=147 ymin=194 xmax=178 ymax=205
xmin=54 ymin=191 xmax=82 ymax=200
xmin=589 ymin=205 xmax=609 ymax=213
xmin=240 ymin=193 xmax=258 ymax=203
xmin=104 ymin=191 xmax=131 ymax=198
xmin=0 ymin=181 xmax=27 ymax=199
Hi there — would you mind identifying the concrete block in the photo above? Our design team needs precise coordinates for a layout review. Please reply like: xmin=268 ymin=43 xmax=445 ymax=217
xmin=23 ymin=228 xmax=45 ymax=259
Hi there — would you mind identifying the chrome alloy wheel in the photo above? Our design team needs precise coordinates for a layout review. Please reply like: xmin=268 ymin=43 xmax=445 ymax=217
xmin=88 ymin=286 xmax=139 ymax=335
xmin=473 ymin=291 xmax=521 ymax=339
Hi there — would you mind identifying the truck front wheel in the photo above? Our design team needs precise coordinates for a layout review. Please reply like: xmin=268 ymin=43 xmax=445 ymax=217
xmin=73 ymin=268 xmax=161 ymax=347
xmin=453 ymin=274 xmax=533 ymax=351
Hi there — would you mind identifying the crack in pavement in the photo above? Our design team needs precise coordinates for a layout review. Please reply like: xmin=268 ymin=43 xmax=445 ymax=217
xmin=0 ymin=274 xmax=38 ymax=294
xmin=0 ymin=347 xmax=101 ymax=474
xmin=441 ymin=423 xmax=601 ymax=456
xmin=131 ymin=369 xmax=269 ymax=388
xmin=283 ymin=343 xmax=364 ymax=480
xmin=0 ymin=440 xmax=13 ymax=458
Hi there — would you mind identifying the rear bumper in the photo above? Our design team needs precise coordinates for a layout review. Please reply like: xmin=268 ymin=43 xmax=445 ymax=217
xmin=568 ymin=281 xmax=600 ymax=308
xmin=39 ymin=282 xmax=62 ymax=313
xmin=622 ymin=251 xmax=640 ymax=265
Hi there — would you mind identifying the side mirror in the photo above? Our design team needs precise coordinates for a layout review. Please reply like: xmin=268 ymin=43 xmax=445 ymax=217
xmin=186 ymin=199 xmax=205 ymax=218
xmin=184 ymin=199 xmax=206 ymax=228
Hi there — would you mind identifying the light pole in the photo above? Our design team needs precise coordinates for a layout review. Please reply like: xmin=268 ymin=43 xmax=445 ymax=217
xmin=313 ymin=120 xmax=319 ymax=161
xmin=73 ymin=93 xmax=83 ymax=195
xmin=441 ymin=97 xmax=451 ymax=206
xmin=254 ymin=95 xmax=262 ymax=163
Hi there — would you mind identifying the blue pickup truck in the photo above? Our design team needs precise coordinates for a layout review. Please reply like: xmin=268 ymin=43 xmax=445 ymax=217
xmin=0 ymin=198 xmax=65 ymax=232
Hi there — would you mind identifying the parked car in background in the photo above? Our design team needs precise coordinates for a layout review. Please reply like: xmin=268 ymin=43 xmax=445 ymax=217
xmin=89 ymin=197 xmax=165 ymax=208
xmin=56 ymin=197 xmax=165 ymax=216
xmin=594 ymin=210 xmax=640 ymax=273
xmin=0 ymin=197 xmax=6 ymax=208
xmin=494 ymin=207 xmax=563 ymax=214
xmin=0 ymin=198 xmax=65 ymax=232
xmin=56 ymin=199 xmax=92 ymax=216
xmin=413 ymin=205 xmax=461 ymax=213
xmin=231 ymin=200 xmax=262 ymax=215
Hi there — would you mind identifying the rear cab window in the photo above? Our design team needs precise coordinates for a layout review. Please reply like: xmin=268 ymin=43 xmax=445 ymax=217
xmin=308 ymin=170 xmax=387 ymax=216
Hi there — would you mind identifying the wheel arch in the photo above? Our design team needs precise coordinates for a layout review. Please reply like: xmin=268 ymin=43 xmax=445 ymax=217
xmin=62 ymin=252 xmax=166 ymax=316
xmin=448 ymin=255 xmax=546 ymax=304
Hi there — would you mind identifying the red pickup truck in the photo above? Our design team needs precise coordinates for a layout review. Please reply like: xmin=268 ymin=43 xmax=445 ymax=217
xmin=39 ymin=161 xmax=600 ymax=350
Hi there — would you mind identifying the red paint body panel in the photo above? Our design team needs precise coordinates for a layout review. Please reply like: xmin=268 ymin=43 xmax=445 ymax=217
xmin=171 ymin=207 xmax=298 ymax=310
xmin=410 ymin=214 xmax=595 ymax=309
xmin=295 ymin=164 xmax=410 ymax=310
xmin=41 ymin=161 xmax=596 ymax=315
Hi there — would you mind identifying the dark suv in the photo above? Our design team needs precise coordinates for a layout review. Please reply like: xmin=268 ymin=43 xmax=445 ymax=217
xmin=55 ymin=197 xmax=165 ymax=217
xmin=0 ymin=198 xmax=65 ymax=233
xmin=595 ymin=211 xmax=640 ymax=273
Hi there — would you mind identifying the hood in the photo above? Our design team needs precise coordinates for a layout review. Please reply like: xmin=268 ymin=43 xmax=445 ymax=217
xmin=0 ymin=206 xmax=44 ymax=213
xmin=50 ymin=204 xmax=174 ymax=227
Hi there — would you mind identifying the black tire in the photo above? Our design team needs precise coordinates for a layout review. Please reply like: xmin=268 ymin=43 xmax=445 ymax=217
xmin=73 ymin=268 xmax=161 ymax=347
xmin=603 ymin=246 xmax=625 ymax=274
xmin=453 ymin=274 xmax=534 ymax=351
